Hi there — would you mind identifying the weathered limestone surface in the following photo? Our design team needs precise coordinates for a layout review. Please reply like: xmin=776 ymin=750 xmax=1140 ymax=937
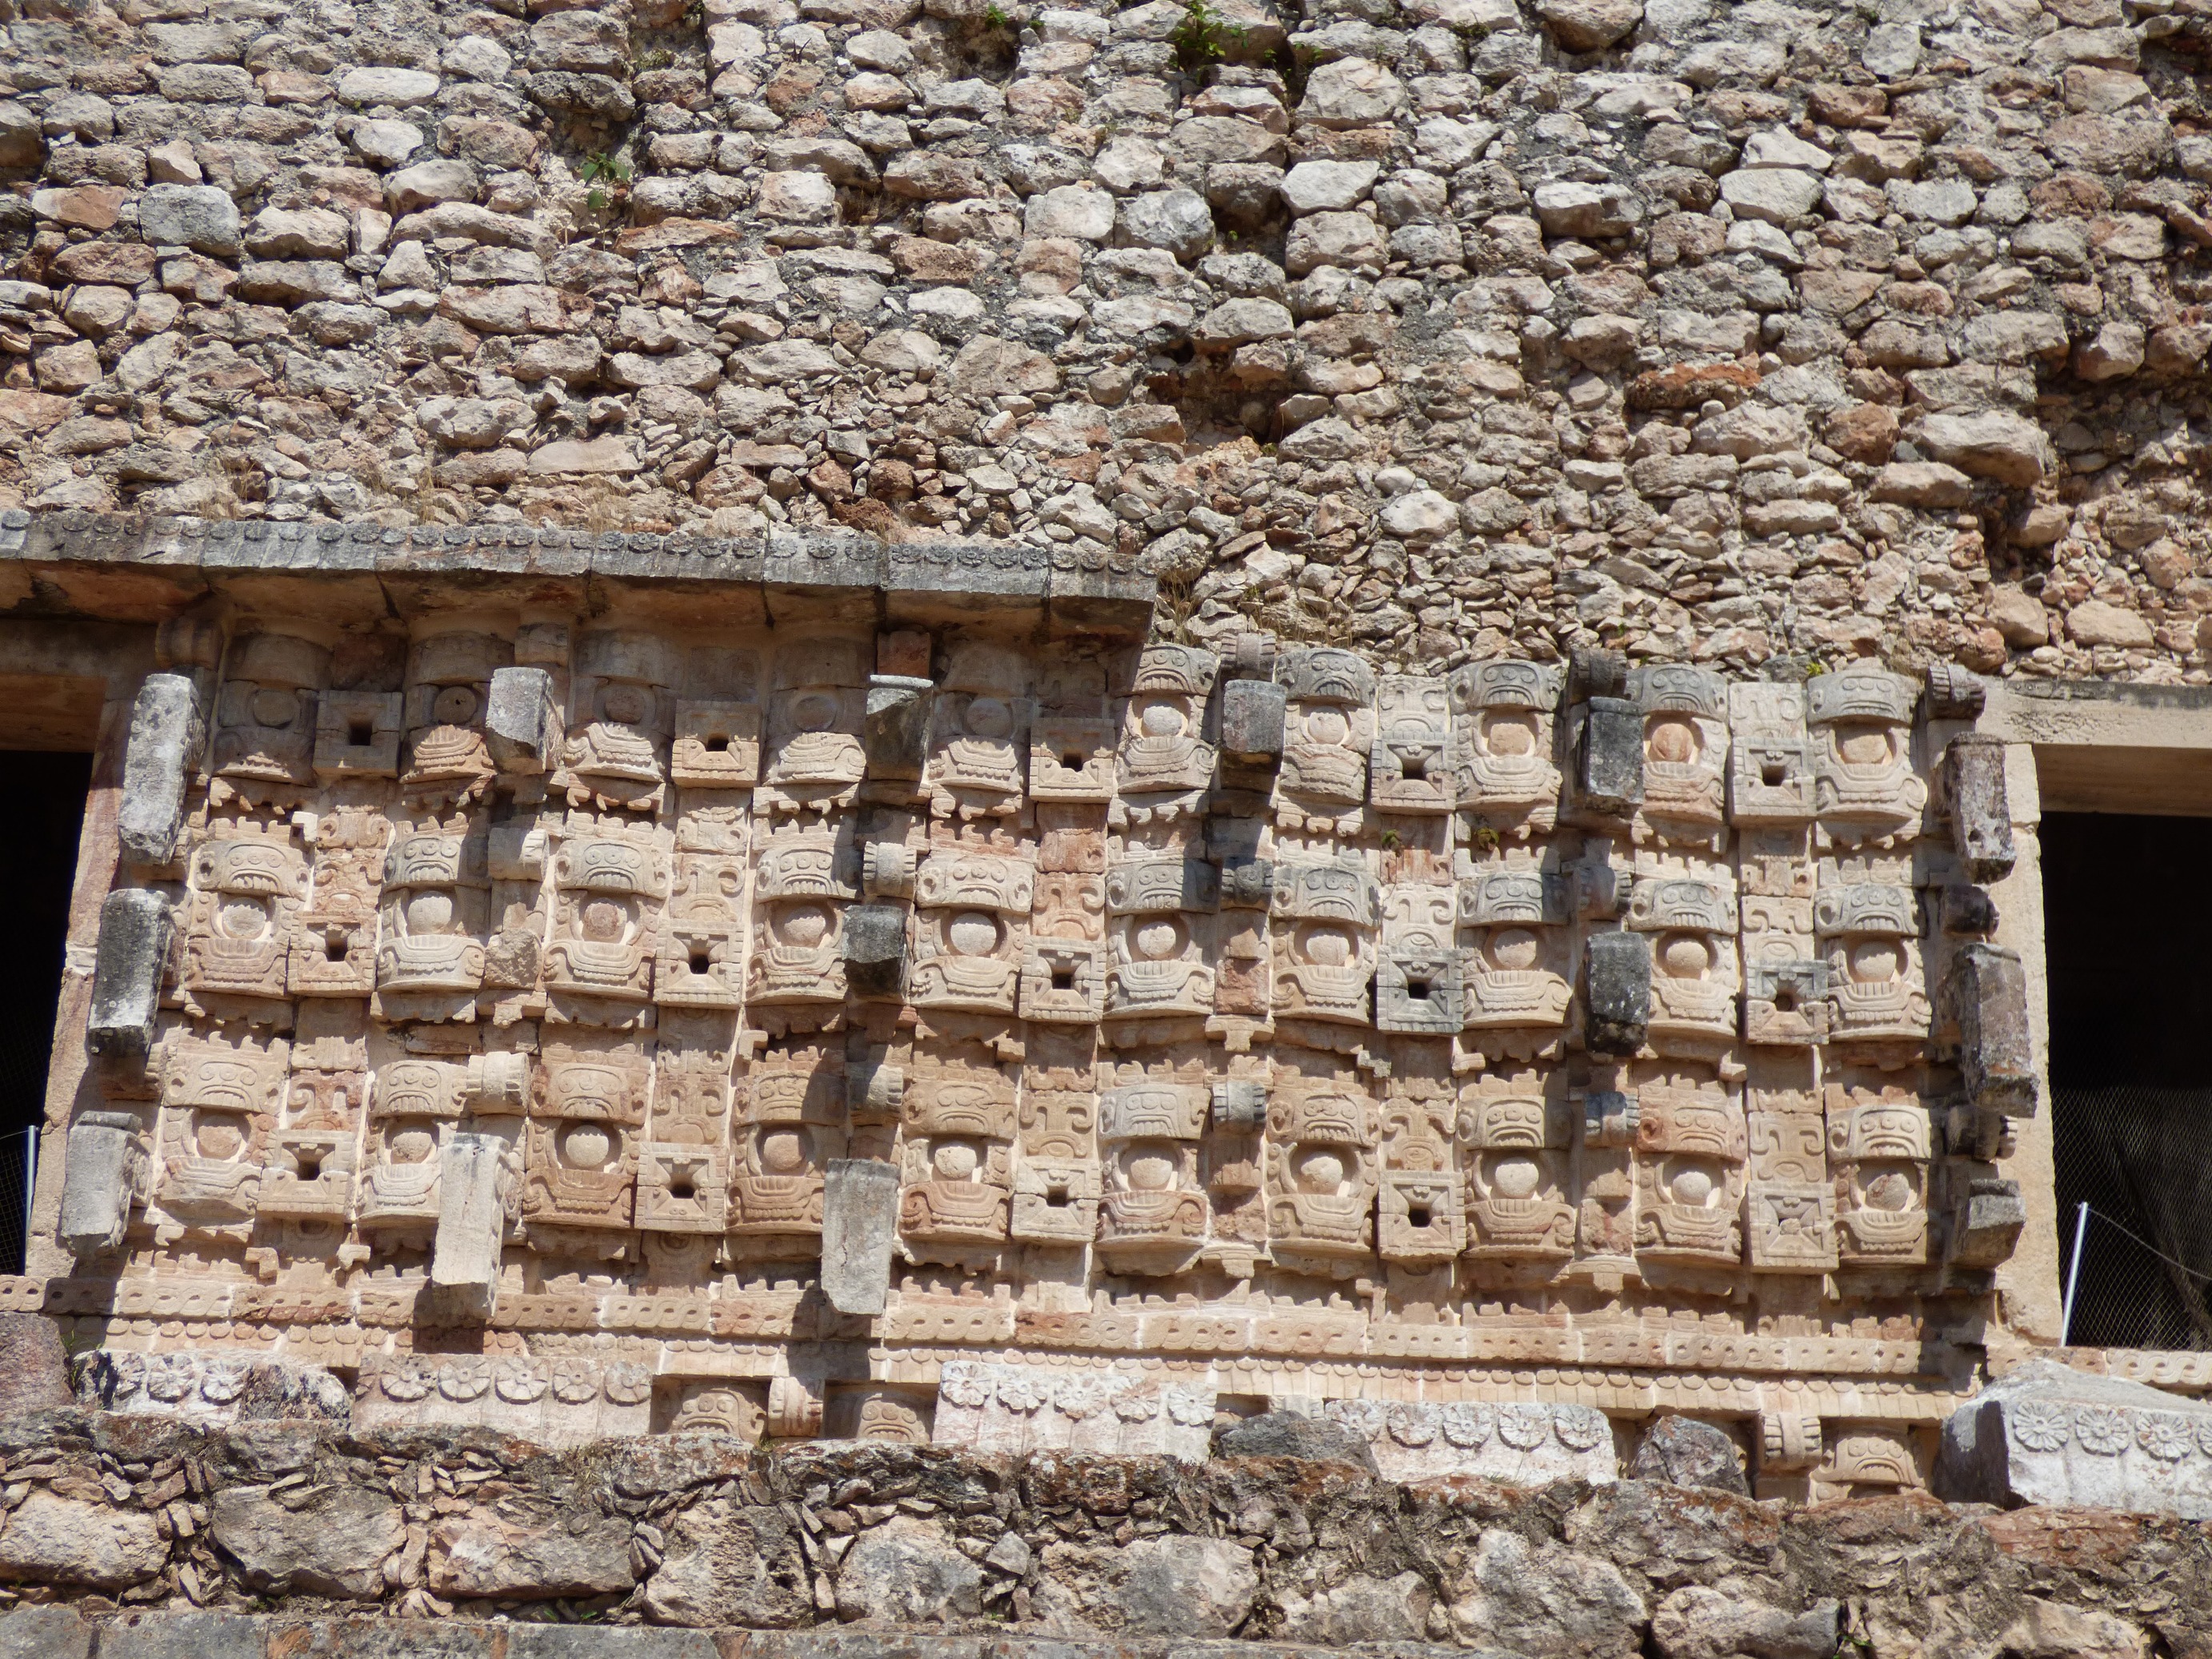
xmin=0 ymin=1420 xmax=2201 ymax=1657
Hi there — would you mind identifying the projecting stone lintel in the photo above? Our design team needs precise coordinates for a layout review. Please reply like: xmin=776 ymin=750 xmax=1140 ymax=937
xmin=0 ymin=511 xmax=1155 ymax=640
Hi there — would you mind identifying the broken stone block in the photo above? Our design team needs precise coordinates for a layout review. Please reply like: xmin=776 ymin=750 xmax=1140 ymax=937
xmin=485 ymin=666 xmax=558 ymax=773
xmin=1937 ymin=1360 xmax=2212 ymax=1517
xmin=1944 ymin=734 xmax=2015 ymax=881
xmin=863 ymin=673 xmax=934 ymax=778
xmin=117 ymin=672 xmax=202 ymax=867
xmin=843 ymin=901 xmax=908 ymax=998
xmin=56 ymin=1110 xmax=142 ymax=1257
xmin=1584 ymin=929 xmax=1651 ymax=1056
xmin=1214 ymin=1409 xmax=1380 ymax=1473
xmin=1577 ymin=696 xmax=1644 ymax=815
xmin=1219 ymin=678 xmax=1286 ymax=766
xmin=86 ymin=888 xmax=171 ymax=1057
xmin=821 ymin=1157 xmax=901 ymax=1316
xmin=1626 ymin=1415 xmax=1749 ymax=1495
xmin=1953 ymin=942 xmax=2036 ymax=1116
xmin=429 ymin=1131 xmax=510 ymax=1318
xmin=1949 ymin=1175 xmax=2026 ymax=1269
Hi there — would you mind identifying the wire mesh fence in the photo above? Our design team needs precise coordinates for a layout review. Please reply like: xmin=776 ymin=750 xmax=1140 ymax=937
xmin=0 ymin=1126 xmax=33 ymax=1277
xmin=2054 ymin=1083 xmax=2212 ymax=1352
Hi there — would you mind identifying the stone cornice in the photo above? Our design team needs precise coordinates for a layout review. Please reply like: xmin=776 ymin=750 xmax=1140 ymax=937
xmin=0 ymin=511 xmax=1157 ymax=638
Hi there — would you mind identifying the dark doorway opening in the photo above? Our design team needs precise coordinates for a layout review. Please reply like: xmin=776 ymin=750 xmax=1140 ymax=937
xmin=2047 ymin=810 xmax=2212 ymax=1349
xmin=0 ymin=751 xmax=90 ymax=1273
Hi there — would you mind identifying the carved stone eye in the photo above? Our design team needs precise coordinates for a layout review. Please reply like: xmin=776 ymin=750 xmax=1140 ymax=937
xmin=1659 ymin=933 xmax=1712 ymax=978
xmin=1138 ymin=700 xmax=1185 ymax=738
xmin=933 ymin=1140 xmax=980 ymax=1180
xmin=194 ymin=1115 xmax=245 ymax=1160
xmin=1490 ymin=1155 xmax=1541 ymax=1200
xmin=250 ymin=687 xmax=299 ymax=727
xmin=1670 ymin=1165 xmax=1716 ymax=1205
xmin=602 ymin=684 xmax=651 ymax=724
xmin=581 ymin=897 xmax=628 ymax=942
xmin=1302 ymin=924 xmax=1352 ymax=967
xmin=1484 ymin=712 xmax=1537 ymax=756
xmin=965 ymin=697 xmax=1013 ymax=738
xmin=406 ymin=891 xmax=455 ymax=934
xmin=1647 ymin=715 xmax=1698 ymax=763
xmin=776 ymin=903 xmax=830 ymax=947
xmin=433 ymin=685 xmax=479 ymax=725
xmin=1864 ymin=1169 xmax=1916 ymax=1211
xmin=1838 ymin=725 xmax=1892 ymax=765
xmin=1295 ymin=1146 xmax=1346 ymax=1193
xmin=1125 ymin=1148 xmax=1175 ymax=1191
xmin=1306 ymin=708 xmax=1349 ymax=746
xmin=1131 ymin=917 xmax=1182 ymax=960
xmin=218 ymin=897 xmax=270 ymax=941
xmin=758 ymin=1128 xmax=809 ymax=1173
xmin=561 ymin=1122 xmax=613 ymax=1169
xmin=390 ymin=1128 xmax=435 ymax=1163
xmin=946 ymin=911 xmax=999 ymax=955
xmin=1489 ymin=928 xmax=1540 ymax=971
xmin=791 ymin=691 xmax=838 ymax=732
xmin=1849 ymin=938 xmax=1902 ymax=983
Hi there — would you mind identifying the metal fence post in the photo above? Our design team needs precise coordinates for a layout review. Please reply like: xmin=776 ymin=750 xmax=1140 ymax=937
xmin=2061 ymin=1200 xmax=2090 ymax=1347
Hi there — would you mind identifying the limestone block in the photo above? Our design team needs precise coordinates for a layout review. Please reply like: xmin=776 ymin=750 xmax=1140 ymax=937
xmin=1950 ymin=1175 xmax=2026 ymax=1269
xmin=863 ymin=673 xmax=934 ymax=779
xmin=430 ymin=1512 xmax=634 ymax=1599
xmin=87 ymin=888 xmax=171 ymax=1056
xmin=1445 ymin=1529 xmax=1643 ymax=1657
xmin=1219 ymin=677 xmax=1285 ymax=766
xmin=118 ymin=672 xmax=202 ymax=867
xmin=0 ymin=1491 xmax=166 ymax=1590
xmin=1937 ymin=1360 xmax=2212 ymax=1517
xmin=0 ymin=1607 xmax=90 ymax=1659
xmin=842 ymin=903 xmax=908 ymax=1000
xmin=833 ymin=1517 xmax=982 ymax=1623
xmin=486 ymin=666 xmax=559 ymax=773
xmin=1576 ymin=695 xmax=1644 ymax=814
xmin=821 ymin=1157 xmax=901 ymax=1316
xmin=208 ymin=1483 xmax=403 ymax=1599
xmin=1584 ymin=929 xmax=1651 ymax=1056
xmin=430 ymin=1130 xmax=510 ymax=1316
xmin=1953 ymin=943 xmax=2036 ymax=1116
xmin=56 ymin=1110 xmax=143 ymax=1257
xmin=637 ymin=1498 xmax=812 ymax=1627
xmin=1944 ymin=734 xmax=2015 ymax=881
xmin=138 ymin=184 xmax=242 ymax=256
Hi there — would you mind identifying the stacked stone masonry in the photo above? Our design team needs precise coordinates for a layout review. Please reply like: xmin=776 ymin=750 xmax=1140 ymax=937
xmin=13 ymin=508 xmax=2042 ymax=1505
xmin=3 ymin=0 xmax=2212 ymax=677
xmin=0 ymin=1421 xmax=2205 ymax=1657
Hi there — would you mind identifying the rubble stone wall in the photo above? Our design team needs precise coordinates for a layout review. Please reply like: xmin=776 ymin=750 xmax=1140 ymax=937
xmin=0 ymin=1421 xmax=2208 ymax=1659
xmin=2 ymin=0 xmax=2212 ymax=679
